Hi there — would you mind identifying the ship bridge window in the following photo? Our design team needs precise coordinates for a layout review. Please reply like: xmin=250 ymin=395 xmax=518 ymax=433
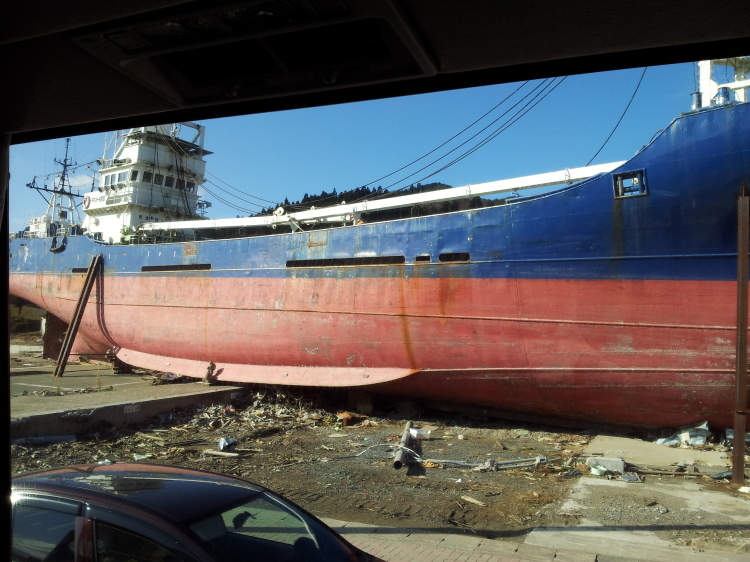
xmin=130 ymin=170 xmax=138 ymax=181
xmin=614 ymin=171 xmax=647 ymax=198
xmin=117 ymin=172 xmax=129 ymax=182
xmin=143 ymin=171 xmax=153 ymax=183
xmin=439 ymin=252 xmax=470 ymax=262
xmin=154 ymin=174 xmax=164 ymax=185
xmin=187 ymin=181 xmax=195 ymax=192
xmin=104 ymin=175 xmax=112 ymax=186
xmin=176 ymin=179 xmax=185 ymax=190
xmin=165 ymin=176 xmax=174 ymax=188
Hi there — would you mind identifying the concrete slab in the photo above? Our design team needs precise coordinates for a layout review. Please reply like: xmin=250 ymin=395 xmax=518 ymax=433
xmin=526 ymin=476 xmax=750 ymax=562
xmin=585 ymin=435 xmax=730 ymax=470
xmin=576 ymin=477 xmax=750 ymax=522
xmin=10 ymin=363 xmax=245 ymax=438
xmin=526 ymin=520 xmax=747 ymax=561
xmin=513 ymin=543 xmax=555 ymax=561
xmin=11 ymin=345 xmax=44 ymax=354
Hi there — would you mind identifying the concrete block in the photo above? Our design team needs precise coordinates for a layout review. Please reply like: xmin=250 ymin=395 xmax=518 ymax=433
xmin=585 ymin=456 xmax=625 ymax=473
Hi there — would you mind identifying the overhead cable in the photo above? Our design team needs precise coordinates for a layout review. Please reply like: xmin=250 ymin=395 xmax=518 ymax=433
xmin=360 ymin=81 xmax=531 ymax=188
xmin=586 ymin=68 xmax=647 ymax=166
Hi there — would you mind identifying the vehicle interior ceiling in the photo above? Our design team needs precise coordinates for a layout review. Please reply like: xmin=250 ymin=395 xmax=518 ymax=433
xmin=3 ymin=0 xmax=750 ymax=541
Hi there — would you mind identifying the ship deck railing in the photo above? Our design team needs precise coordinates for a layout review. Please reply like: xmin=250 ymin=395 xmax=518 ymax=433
xmin=124 ymin=234 xmax=159 ymax=244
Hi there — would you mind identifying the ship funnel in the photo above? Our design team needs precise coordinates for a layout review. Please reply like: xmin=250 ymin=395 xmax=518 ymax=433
xmin=691 ymin=92 xmax=702 ymax=111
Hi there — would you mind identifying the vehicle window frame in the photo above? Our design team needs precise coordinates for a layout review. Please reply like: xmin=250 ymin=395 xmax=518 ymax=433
xmin=94 ymin=520 xmax=187 ymax=562
xmin=186 ymin=488 xmax=359 ymax=562
xmin=12 ymin=494 xmax=82 ymax=562
xmin=86 ymin=504 xmax=207 ymax=562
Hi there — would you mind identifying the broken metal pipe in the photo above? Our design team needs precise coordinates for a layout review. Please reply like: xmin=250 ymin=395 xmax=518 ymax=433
xmin=393 ymin=421 xmax=412 ymax=470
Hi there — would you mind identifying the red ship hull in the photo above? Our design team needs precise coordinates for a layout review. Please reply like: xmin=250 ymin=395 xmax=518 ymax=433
xmin=11 ymin=272 xmax=744 ymax=428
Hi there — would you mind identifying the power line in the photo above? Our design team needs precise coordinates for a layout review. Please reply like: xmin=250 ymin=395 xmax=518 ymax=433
xmin=421 ymin=77 xmax=568 ymax=182
xmin=362 ymin=77 xmax=567 ymax=201
xmin=586 ymin=68 xmax=647 ymax=166
xmin=201 ymin=184 xmax=256 ymax=214
xmin=204 ymin=170 xmax=279 ymax=205
xmin=157 ymin=127 xmax=278 ymax=214
xmin=378 ymin=79 xmax=557 ymax=193
xmin=203 ymin=178 xmax=267 ymax=209
xmin=292 ymin=81 xmax=542 ymax=210
xmin=359 ymin=81 xmax=530 ymax=188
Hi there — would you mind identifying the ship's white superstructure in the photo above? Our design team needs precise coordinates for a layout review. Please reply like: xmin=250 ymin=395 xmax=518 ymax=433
xmin=23 ymin=190 xmax=81 ymax=239
xmin=81 ymin=122 xmax=211 ymax=243
xmin=695 ymin=57 xmax=749 ymax=108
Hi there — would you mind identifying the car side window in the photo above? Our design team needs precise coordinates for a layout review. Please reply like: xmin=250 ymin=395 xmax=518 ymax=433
xmin=95 ymin=522 xmax=184 ymax=562
xmin=12 ymin=504 xmax=76 ymax=562
xmin=189 ymin=492 xmax=357 ymax=562
xmin=223 ymin=496 xmax=310 ymax=546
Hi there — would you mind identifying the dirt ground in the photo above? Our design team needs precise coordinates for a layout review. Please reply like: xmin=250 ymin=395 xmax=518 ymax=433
xmin=9 ymin=341 xmax=750 ymax=553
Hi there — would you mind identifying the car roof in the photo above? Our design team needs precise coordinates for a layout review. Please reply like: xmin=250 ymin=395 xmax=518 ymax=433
xmin=13 ymin=462 xmax=266 ymax=524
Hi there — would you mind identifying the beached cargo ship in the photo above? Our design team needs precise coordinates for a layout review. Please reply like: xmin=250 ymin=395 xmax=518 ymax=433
xmin=9 ymin=59 xmax=750 ymax=428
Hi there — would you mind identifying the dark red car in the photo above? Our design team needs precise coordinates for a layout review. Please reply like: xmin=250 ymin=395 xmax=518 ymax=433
xmin=12 ymin=462 xmax=383 ymax=562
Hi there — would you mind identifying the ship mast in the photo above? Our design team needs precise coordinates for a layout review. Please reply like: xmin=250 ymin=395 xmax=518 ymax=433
xmin=24 ymin=138 xmax=83 ymax=238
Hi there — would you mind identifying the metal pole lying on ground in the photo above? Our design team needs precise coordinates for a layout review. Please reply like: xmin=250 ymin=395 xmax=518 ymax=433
xmin=733 ymin=188 xmax=749 ymax=487
xmin=393 ymin=421 xmax=412 ymax=470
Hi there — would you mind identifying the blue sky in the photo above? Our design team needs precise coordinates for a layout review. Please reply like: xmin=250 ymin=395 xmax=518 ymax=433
xmin=9 ymin=60 xmax=699 ymax=232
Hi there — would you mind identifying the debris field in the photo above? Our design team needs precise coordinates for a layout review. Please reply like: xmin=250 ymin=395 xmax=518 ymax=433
xmin=10 ymin=385 xmax=750 ymax=553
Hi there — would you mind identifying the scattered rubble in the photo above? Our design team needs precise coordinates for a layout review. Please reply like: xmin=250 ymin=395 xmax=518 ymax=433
xmin=18 ymin=386 xmax=115 ymax=397
xmin=141 ymin=371 xmax=190 ymax=385
xmin=655 ymin=420 xmax=712 ymax=447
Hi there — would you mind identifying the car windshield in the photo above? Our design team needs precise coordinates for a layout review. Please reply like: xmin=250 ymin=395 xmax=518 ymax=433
xmin=188 ymin=490 xmax=358 ymax=562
